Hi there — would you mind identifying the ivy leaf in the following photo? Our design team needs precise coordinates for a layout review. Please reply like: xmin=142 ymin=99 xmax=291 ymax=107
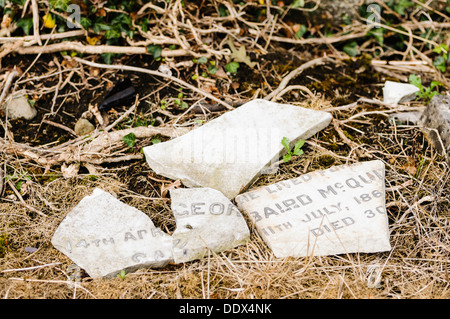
xmin=208 ymin=65 xmax=218 ymax=74
xmin=16 ymin=18 xmax=33 ymax=35
xmin=49 ymin=0 xmax=70 ymax=11
xmin=146 ymin=44 xmax=162 ymax=59
xmin=122 ymin=132 xmax=136 ymax=148
xmin=225 ymin=62 xmax=240 ymax=74
xmin=368 ymin=28 xmax=384 ymax=46
xmin=197 ymin=56 xmax=208 ymax=64
xmin=343 ymin=41 xmax=359 ymax=57
xmin=433 ymin=56 xmax=446 ymax=72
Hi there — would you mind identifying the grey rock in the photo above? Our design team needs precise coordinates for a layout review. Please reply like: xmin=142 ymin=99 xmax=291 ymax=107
xmin=143 ymin=99 xmax=332 ymax=199
xmin=3 ymin=94 xmax=37 ymax=120
xmin=170 ymin=187 xmax=250 ymax=263
xmin=420 ymin=95 xmax=450 ymax=164
xmin=74 ymin=118 xmax=95 ymax=136
xmin=388 ymin=110 xmax=424 ymax=126
xmin=51 ymin=188 xmax=173 ymax=278
xmin=235 ymin=160 xmax=391 ymax=258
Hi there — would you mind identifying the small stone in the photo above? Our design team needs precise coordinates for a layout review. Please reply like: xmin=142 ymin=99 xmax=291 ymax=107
xmin=24 ymin=247 xmax=38 ymax=253
xmin=420 ymin=95 xmax=450 ymax=164
xmin=388 ymin=110 xmax=424 ymax=125
xmin=235 ymin=160 xmax=391 ymax=258
xmin=170 ymin=187 xmax=250 ymax=263
xmin=3 ymin=94 xmax=37 ymax=120
xmin=143 ymin=99 xmax=332 ymax=199
xmin=383 ymin=81 xmax=419 ymax=105
xmin=74 ymin=118 xmax=95 ymax=136
xmin=51 ymin=188 xmax=173 ymax=278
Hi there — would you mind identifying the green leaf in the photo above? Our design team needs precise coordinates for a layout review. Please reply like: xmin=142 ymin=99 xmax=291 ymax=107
xmin=101 ymin=53 xmax=115 ymax=64
xmin=409 ymin=74 xmax=422 ymax=88
xmin=146 ymin=44 xmax=162 ymax=59
xmin=430 ymin=80 xmax=443 ymax=89
xmin=225 ymin=62 xmax=240 ymax=74
xmin=197 ymin=56 xmax=207 ymax=64
xmin=80 ymin=17 xmax=92 ymax=29
xmin=283 ymin=154 xmax=292 ymax=163
xmin=16 ymin=18 xmax=33 ymax=35
xmin=105 ymin=29 xmax=121 ymax=40
xmin=343 ymin=41 xmax=358 ymax=57
xmin=122 ymin=133 xmax=136 ymax=148
xmin=218 ymin=5 xmax=229 ymax=17
xmin=295 ymin=25 xmax=307 ymax=39
xmin=281 ymin=137 xmax=290 ymax=151
xmin=292 ymin=0 xmax=305 ymax=8
xmin=369 ymin=28 xmax=384 ymax=46
xmin=433 ymin=56 xmax=446 ymax=72
xmin=49 ymin=0 xmax=70 ymax=11
xmin=208 ymin=65 xmax=218 ymax=75
xmin=93 ymin=23 xmax=112 ymax=33
xmin=293 ymin=139 xmax=305 ymax=154
xmin=152 ymin=138 xmax=161 ymax=144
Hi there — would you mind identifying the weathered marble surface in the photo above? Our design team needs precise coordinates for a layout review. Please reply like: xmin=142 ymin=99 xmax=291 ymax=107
xmin=383 ymin=81 xmax=419 ymax=105
xmin=51 ymin=188 xmax=173 ymax=278
xmin=143 ymin=99 xmax=332 ymax=199
xmin=235 ymin=160 xmax=392 ymax=257
xmin=170 ymin=187 xmax=250 ymax=263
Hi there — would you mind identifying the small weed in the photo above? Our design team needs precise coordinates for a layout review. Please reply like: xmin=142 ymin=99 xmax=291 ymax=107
xmin=116 ymin=269 xmax=127 ymax=280
xmin=281 ymin=137 xmax=305 ymax=163
xmin=409 ymin=74 xmax=443 ymax=103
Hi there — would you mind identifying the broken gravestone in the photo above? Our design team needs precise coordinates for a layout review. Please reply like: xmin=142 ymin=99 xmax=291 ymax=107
xmin=52 ymin=188 xmax=251 ymax=277
xmin=51 ymin=188 xmax=173 ymax=278
xmin=383 ymin=81 xmax=420 ymax=106
xmin=235 ymin=160 xmax=391 ymax=258
xmin=170 ymin=187 xmax=250 ymax=263
xmin=143 ymin=99 xmax=332 ymax=199
xmin=420 ymin=95 xmax=450 ymax=165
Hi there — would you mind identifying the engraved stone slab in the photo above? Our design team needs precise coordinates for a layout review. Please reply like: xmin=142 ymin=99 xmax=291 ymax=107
xmin=383 ymin=81 xmax=419 ymax=105
xmin=235 ymin=160 xmax=391 ymax=258
xmin=143 ymin=99 xmax=332 ymax=199
xmin=51 ymin=188 xmax=173 ymax=278
xmin=170 ymin=187 xmax=250 ymax=263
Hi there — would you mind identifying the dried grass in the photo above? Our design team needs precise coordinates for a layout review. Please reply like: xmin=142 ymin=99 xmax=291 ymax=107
xmin=0 ymin=0 xmax=449 ymax=300
xmin=1 ymin=103 xmax=448 ymax=299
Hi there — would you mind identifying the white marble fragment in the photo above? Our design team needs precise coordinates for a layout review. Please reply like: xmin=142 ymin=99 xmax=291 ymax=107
xmin=383 ymin=81 xmax=419 ymax=105
xmin=143 ymin=99 xmax=332 ymax=199
xmin=170 ymin=187 xmax=250 ymax=263
xmin=51 ymin=188 xmax=173 ymax=278
xmin=235 ymin=160 xmax=392 ymax=258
